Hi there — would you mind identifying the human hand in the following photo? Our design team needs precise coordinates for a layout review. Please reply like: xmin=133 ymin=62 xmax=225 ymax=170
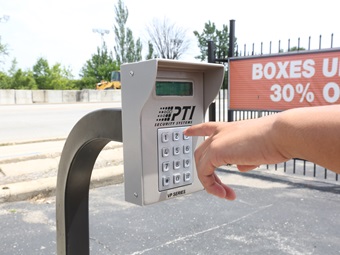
xmin=184 ymin=115 xmax=289 ymax=200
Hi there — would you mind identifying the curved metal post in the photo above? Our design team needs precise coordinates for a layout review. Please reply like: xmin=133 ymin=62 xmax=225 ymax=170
xmin=56 ymin=108 xmax=122 ymax=255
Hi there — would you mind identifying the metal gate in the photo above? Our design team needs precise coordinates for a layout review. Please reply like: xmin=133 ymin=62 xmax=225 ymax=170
xmin=208 ymin=19 xmax=339 ymax=182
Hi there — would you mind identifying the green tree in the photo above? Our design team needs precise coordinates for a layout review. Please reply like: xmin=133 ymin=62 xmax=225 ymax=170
xmin=194 ymin=21 xmax=233 ymax=62
xmin=194 ymin=21 xmax=236 ymax=90
xmin=145 ymin=40 xmax=156 ymax=60
xmin=80 ymin=43 xmax=118 ymax=85
xmin=33 ymin=57 xmax=75 ymax=90
xmin=11 ymin=69 xmax=37 ymax=89
xmin=288 ymin=46 xmax=306 ymax=52
xmin=113 ymin=0 xmax=142 ymax=65
xmin=72 ymin=77 xmax=97 ymax=90
xmin=49 ymin=63 xmax=75 ymax=90
xmin=0 ymin=71 xmax=11 ymax=89
xmin=3 ymin=59 xmax=37 ymax=89
xmin=33 ymin=58 xmax=52 ymax=89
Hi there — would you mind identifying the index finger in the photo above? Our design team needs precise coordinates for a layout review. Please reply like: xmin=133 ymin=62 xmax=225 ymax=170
xmin=184 ymin=122 xmax=220 ymax=137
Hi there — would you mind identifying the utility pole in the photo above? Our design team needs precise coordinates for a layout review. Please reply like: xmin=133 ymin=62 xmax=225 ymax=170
xmin=92 ymin=28 xmax=110 ymax=46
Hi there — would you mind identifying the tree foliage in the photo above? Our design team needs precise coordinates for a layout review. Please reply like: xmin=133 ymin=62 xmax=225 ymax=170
xmin=288 ymin=46 xmax=306 ymax=52
xmin=33 ymin=57 xmax=75 ymax=90
xmin=49 ymin=63 xmax=75 ymax=90
xmin=80 ymin=43 xmax=118 ymax=83
xmin=0 ymin=58 xmax=36 ymax=89
xmin=145 ymin=40 xmax=156 ymax=60
xmin=193 ymin=21 xmax=232 ymax=62
xmin=193 ymin=21 xmax=235 ymax=90
xmin=0 ymin=57 xmax=76 ymax=90
xmin=11 ymin=69 xmax=37 ymax=89
xmin=33 ymin=58 xmax=51 ymax=89
xmin=146 ymin=17 xmax=190 ymax=59
xmin=113 ymin=0 xmax=142 ymax=65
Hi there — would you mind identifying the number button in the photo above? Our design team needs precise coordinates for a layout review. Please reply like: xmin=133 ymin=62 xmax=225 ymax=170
xmin=174 ymin=160 xmax=181 ymax=170
xmin=173 ymin=146 xmax=181 ymax=155
xmin=183 ymin=145 xmax=190 ymax=154
xmin=183 ymin=133 xmax=190 ymax=140
xmin=173 ymin=174 xmax=181 ymax=184
xmin=183 ymin=159 xmax=190 ymax=168
xmin=162 ymin=162 xmax=170 ymax=172
xmin=161 ymin=133 xmax=169 ymax=143
xmin=162 ymin=147 xmax=170 ymax=157
xmin=173 ymin=131 xmax=180 ymax=141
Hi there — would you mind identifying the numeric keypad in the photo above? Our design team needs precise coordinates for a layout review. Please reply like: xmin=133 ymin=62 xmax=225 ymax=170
xmin=157 ymin=126 xmax=193 ymax=191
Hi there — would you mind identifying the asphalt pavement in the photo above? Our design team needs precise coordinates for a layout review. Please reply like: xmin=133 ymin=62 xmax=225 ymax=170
xmin=1 ymin=135 xmax=340 ymax=254
xmin=1 ymin=167 xmax=340 ymax=254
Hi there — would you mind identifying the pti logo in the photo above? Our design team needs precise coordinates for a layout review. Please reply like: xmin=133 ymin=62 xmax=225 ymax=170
xmin=156 ymin=106 xmax=196 ymax=122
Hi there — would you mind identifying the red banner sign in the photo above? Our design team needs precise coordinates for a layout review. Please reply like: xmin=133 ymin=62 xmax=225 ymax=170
xmin=229 ymin=49 xmax=340 ymax=110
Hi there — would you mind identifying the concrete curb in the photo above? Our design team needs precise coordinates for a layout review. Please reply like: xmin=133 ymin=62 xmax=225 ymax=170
xmin=0 ymin=89 xmax=122 ymax=105
xmin=0 ymin=137 xmax=66 ymax=147
xmin=0 ymin=165 xmax=124 ymax=203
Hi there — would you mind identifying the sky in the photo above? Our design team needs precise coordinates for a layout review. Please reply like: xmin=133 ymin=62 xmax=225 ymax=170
xmin=1 ymin=0 xmax=340 ymax=78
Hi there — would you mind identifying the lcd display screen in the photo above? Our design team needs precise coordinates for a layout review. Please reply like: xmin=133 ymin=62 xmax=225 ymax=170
xmin=155 ymin=81 xmax=193 ymax=96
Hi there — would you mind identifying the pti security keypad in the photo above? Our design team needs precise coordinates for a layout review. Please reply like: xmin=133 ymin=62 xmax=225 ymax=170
xmin=157 ymin=126 xmax=193 ymax=191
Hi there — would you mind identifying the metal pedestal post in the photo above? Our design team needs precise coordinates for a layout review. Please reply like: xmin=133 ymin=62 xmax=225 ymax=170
xmin=56 ymin=108 xmax=122 ymax=255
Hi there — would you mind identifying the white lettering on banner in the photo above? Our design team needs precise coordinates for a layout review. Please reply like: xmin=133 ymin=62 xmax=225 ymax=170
xmin=323 ymin=82 xmax=340 ymax=103
xmin=303 ymin=59 xmax=316 ymax=78
xmin=252 ymin=60 xmax=315 ymax=80
xmin=276 ymin=61 xmax=289 ymax=78
xmin=264 ymin=57 xmax=340 ymax=104
xmin=322 ymin=58 xmax=340 ymax=77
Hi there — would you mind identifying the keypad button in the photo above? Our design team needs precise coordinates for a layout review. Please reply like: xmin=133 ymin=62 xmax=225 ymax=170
xmin=183 ymin=145 xmax=191 ymax=154
xmin=183 ymin=159 xmax=190 ymax=168
xmin=173 ymin=146 xmax=181 ymax=155
xmin=174 ymin=160 xmax=181 ymax=170
xmin=173 ymin=131 xmax=180 ymax=141
xmin=162 ymin=162 xmax=170 ymax=172
xmin=183 ymin=172 xmax=191 ymax=182
xmin=162 ymin=148 xmax=170 ymax=157
xmin=162 ymin=176 xmax=170 ymax=186
xmin=161 ymin=133 xmax=169 ymax=143
xmin=183 ymin=133 xmax=190 ymax=140
xmin=173 ymin=174 xmax=181 ymax=184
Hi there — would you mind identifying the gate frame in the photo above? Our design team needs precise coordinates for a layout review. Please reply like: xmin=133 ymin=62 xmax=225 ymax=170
xmin=207 ymin=19 xmax=338 ymax=182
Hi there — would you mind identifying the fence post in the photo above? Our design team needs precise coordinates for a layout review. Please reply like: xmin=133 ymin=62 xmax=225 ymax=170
xmin=208 ymin=40 xmax=216 ymax=121
xmin=227 ymin=19 xmax=235 ymax=122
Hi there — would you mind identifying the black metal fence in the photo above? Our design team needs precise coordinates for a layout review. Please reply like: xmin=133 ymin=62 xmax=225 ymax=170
xmin=208 ymin=19 xmax=339 ymax=182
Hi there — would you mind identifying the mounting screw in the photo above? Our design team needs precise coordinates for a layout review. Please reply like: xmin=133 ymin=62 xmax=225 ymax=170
xmin=129 ymin=71 xmax=134 ymax=76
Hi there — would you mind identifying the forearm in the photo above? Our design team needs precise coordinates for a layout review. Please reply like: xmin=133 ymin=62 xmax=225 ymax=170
xmin=272 ymin=105 xmax=340 ymax=173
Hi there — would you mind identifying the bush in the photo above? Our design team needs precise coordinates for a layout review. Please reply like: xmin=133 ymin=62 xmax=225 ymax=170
xmin=0 ymin=72 xmax=11 ymax=89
